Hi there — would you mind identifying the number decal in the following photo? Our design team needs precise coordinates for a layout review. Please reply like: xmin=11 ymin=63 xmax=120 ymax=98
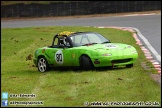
xmin=55 ymin=50 xmax=64 ymax=64
xmin=56 ymin=54 xmax=62 ymax=62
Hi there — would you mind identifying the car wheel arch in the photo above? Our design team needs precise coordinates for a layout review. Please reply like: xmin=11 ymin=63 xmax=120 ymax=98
xmin=79 ymin=54 xmax=91 ymax=61
xmin=79 ymin=54 xmax=94 ymax=70
xmin=37 ymin=55 xmax=51 ymax=66
xmin=38 ymin=55 xmax=45 ymax=59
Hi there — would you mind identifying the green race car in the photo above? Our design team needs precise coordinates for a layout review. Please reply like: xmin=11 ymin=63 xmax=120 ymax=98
xmin=33 ymin=31 xmax=138 ymax=72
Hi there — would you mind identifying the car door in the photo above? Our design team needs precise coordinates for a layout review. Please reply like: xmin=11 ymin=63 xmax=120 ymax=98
xmin=46 ymin=47 xmax=76 ymax=66
xmin=46 ymin=36 xmax=76 ymax=66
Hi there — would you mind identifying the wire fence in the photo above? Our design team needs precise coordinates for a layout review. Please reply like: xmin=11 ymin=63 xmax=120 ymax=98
xmin=1 ymin=1 xmax=161 ymax=18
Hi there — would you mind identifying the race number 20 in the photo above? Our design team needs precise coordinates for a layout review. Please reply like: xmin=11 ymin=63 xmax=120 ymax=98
xmin=55 ymin=50 xmax=64 ymax=64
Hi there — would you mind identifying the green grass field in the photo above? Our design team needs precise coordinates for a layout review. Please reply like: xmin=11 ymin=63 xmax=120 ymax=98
xmin=1 ymin=26 xmax=161 ymax=107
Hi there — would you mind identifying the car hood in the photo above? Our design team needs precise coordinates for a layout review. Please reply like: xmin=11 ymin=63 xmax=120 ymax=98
xmin=83 ymin=43 xmax=135 ymax=50
xmin=81 ymin=43 xmax=137 ymax=56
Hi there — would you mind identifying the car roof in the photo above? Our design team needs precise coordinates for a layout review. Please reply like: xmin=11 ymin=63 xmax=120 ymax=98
xmin=69 ymin=31 xmax=98 ymax=35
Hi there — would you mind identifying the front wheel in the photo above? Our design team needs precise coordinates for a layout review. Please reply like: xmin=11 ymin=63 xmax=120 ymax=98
xmin=37 ymin=57 xmax=49 ymax=72
xmin=80 ymin=55 xmax=94 ymax=71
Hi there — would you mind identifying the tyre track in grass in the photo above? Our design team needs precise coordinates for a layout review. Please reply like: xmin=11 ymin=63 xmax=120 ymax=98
xmin=23 ymin=73 xmax=47 ymax=107
xmin=1 ymin=42 xmax=36 ymax=72
xmin=29 ymin=73 xmax=46 ymax=100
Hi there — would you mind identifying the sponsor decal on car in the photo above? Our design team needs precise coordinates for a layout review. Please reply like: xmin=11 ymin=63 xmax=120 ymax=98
xmin=104 ymin=44 xmax=117 ymax=48
xmin=72 ymin=53 xmax=75 ymax=58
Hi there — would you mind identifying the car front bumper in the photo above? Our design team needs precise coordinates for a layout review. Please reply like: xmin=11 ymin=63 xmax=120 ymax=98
xmin=92 ymin=54 xmax=138 ymax=67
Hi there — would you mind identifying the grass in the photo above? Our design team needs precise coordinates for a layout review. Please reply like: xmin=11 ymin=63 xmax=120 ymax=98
xmin=1 ymin=26 xmax=161 ymax=107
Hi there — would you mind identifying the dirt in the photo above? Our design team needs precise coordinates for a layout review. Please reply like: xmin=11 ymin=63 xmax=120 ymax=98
xmin=26 ymin=54 xmax=33 ymax=61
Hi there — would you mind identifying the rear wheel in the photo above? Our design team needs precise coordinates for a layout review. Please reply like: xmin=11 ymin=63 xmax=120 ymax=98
xmin=37 ymin=57 xmax=50 ymax=72
xmin=80 ymin=55 xmax=94 ymax=71
xmin=126 ymin=64 xmax=133 ymax=68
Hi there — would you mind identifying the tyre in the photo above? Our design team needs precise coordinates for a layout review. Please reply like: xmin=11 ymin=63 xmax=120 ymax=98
xmin=126 ymin=64 xmax=133 ymax=68
xmin=37 ymin=57 xmax=49 ymax=72
xmin=80 ymin=55 xmax=93 ymax=71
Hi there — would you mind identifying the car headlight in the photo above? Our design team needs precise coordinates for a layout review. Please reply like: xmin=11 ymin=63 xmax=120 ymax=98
xmin=102 ymin=53 xmax=112 ymax=56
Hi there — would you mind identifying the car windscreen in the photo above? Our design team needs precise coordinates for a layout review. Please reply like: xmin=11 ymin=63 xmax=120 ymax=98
xmin=69 ymin=33 xmax=110 ymax=47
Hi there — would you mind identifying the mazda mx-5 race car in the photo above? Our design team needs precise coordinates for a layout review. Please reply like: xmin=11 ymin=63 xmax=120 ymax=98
xmin=33 ymin=31 xmax=138 ymax=72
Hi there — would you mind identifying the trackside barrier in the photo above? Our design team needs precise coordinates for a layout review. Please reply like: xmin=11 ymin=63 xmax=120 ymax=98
xmin=1 ymin=1 xmax=161 ymax=18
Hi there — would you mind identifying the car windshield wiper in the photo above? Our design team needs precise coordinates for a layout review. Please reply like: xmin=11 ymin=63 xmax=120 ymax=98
xmin=101 ymin=41 xmax=111 ymax=44
xmin=82 ymin=43 xmax=98 ymax=46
